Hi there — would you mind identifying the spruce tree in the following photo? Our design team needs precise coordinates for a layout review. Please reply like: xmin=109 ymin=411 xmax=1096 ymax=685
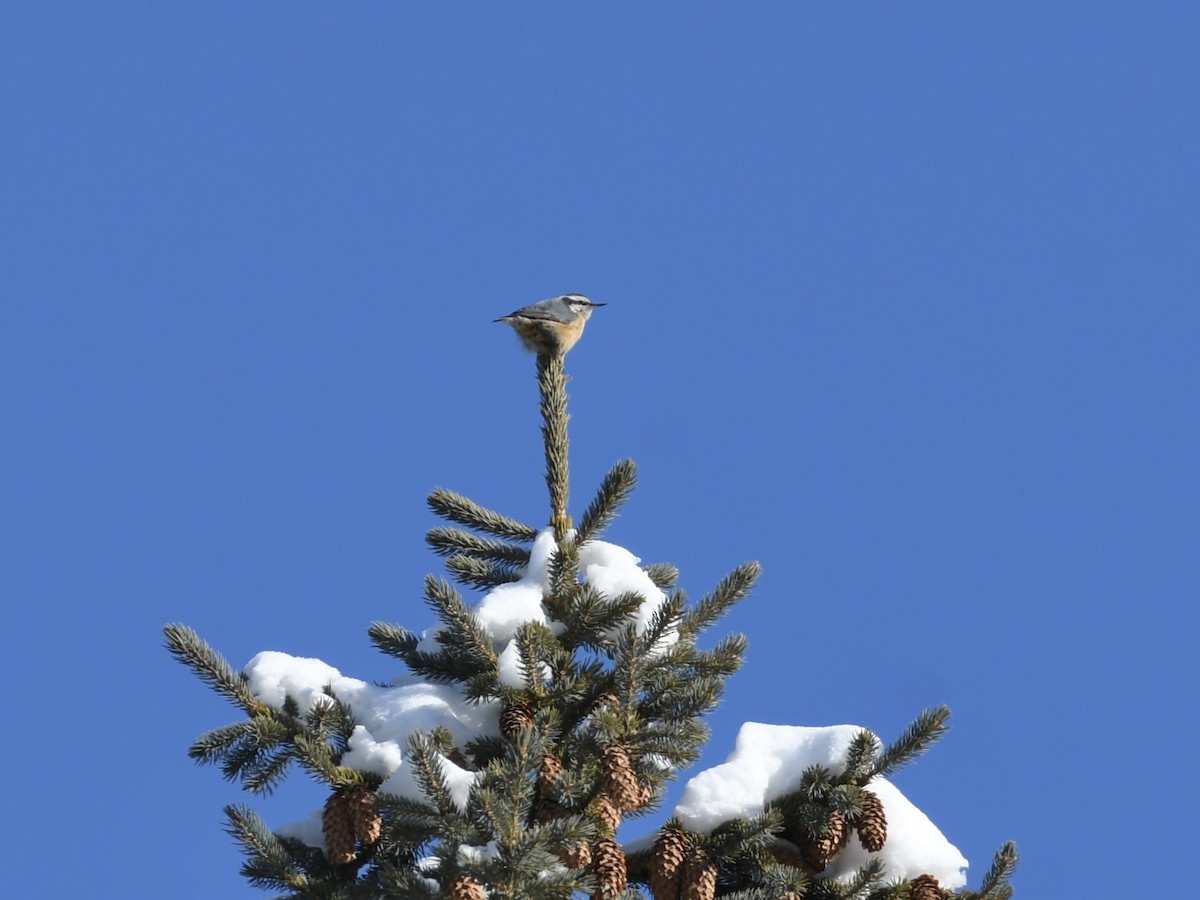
xmin=166 ymin=312 xmax=1017 ymax=899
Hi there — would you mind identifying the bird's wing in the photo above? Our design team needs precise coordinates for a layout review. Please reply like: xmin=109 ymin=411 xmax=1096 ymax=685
xmin=504 ymin=299 xmax=574 ymax=324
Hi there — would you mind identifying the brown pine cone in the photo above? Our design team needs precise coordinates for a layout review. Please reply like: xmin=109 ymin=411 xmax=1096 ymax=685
xmin=602 ymin=743 xmax=644 ymax=813
xmin=797 ymin=809 xmax=848 ymax=870
xmin=588 ymin=793 xmax=622 ymax=836
xmin=591 ymin=837 xmax=628 ymax=900
xmin=910 ymin=874 xmax=942 ymax=900
xmin=447 ymin=874 xmax=487 ymax=900
xmin=538 ymin=752 xmax=565 ymax=792
xmin=638 ymin=781 xmax=655 ymax=808
xmin=856 ymin=790 xmax=888 ymax=853
xmin=681 ymin=848 xmax=717 ymax=900
xmin=649 ymin=826 xmax=688 ymax=900
xmin=321 ymin=789 xmax=357 ymax=865
xmin=499 ymin=699 xmax=535 ymax=738
xmin=558 ymin=839 xmax=592 ymax=869
xmin=345 ymin=785 xmax=381 ymax=844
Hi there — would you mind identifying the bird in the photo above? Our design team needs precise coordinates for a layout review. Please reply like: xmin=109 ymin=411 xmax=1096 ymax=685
xmin=495 ymin=294 xmax=606 ymax=357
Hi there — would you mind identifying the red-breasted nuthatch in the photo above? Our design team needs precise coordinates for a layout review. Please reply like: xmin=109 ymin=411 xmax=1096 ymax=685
xmin=495 ymin=294 xmax=606 ymax=357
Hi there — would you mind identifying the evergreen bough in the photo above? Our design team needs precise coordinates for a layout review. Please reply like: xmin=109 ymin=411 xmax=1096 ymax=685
xmin=167 ymin=328 xmax=1017 ymax=899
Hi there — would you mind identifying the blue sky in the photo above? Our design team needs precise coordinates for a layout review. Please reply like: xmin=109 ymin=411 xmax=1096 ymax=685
xmin=3 ymin=4 xmax=1196 ymax=897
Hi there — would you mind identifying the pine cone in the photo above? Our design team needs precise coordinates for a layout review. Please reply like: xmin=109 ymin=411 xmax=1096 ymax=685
xmin=559 ymin=839 xmax=592 ymax=869
xmin=681 ymin=848 xmax=717 ymax=900
xmin=538 ymin=752 xmax=565 ymax=792
xmin=321 ymin=789 xmax=357 ymax=865
xmin=649 ymin=826 xmax=687 ymax=900
xmin=856 ymin=790 xmax=888 ymax=853
xmin=346 ymin=785 xmax=381 ymax=844
xmin=798 ymin=809 xmax=848 ymax=869
xmin=447 ymin=874 xmax=487 ymax=900
xmin=602 ymin=743 xmax=644 ymax=813
xmin=591 ymin=837 xmax=628 ymax=900
xmin=909 ymin=874 xmax=942 ymax=900
xmin=588 ymin=793 xmax=622 ymax=836
xmin=500 ymin=699 xmax=535 ymax=737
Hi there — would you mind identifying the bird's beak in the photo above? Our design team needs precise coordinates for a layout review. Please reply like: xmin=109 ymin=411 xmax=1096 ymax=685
xmin=589 ymin=301 xmax=607 ymax=307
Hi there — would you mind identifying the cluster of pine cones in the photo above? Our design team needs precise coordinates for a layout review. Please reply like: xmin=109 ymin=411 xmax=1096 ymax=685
xmin=645 ymin=789 xmax=941 ymax=900
xmin=650 ymin=827 xmax=717 ymax=900
xmin=503 ymin=696 xmax=653 ymax=899
xmin=786 ymin=789 xmax=889 ymax=872
xmin=321 ymin=785 xmax=382 ymax=866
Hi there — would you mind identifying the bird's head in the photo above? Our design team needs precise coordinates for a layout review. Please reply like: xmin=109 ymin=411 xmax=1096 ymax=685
xmin=561 ymin=294 xmax=606 ymax=320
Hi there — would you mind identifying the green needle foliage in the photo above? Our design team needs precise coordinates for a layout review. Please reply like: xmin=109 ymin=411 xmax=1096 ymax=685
xmin=426 ymin=488 xmax=538 ymax=542
xmin=957 ymin=842 xmax=1020 ymax=900
xmin=426 ymin=527 xmax=532 ymax=565
xmin=870 ymin=705 xmax=951 ymax=779
xmin=165 ymin=623 xmax=269 ymax=715
xmin=166 ymin=333 xmax=1016 ymax=899
xmin=576 ymin=458 xmax=638 ymax=545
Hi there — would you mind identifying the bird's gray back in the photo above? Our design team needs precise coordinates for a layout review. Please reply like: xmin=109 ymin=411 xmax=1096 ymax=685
xmin=504 ymin=297 xmax=576 ymax=324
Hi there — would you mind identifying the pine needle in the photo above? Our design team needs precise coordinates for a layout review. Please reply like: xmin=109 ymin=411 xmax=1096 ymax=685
xmin=977 ymin=841 xmax=1019 ymax=899
xmin=163 ymin=623 xmax=264 ymax=714
xmin=223 ymin=804 xmax=307 ymax=891
xmin=841 ymin=856 xmax=885 ymax=897
xmin=426 ymin=527 xmax=532 ymax=564
xmin=367 ymin=621 xmax=420 ymax=659
xmin=427 ymin=488 xmax=538 ymax=542
xmin=407 ymin=731 xmax=460 ymax=817
xmin=871 ymin=705 xmax=951 ymax=778
xmin=576 ymin=458 xmax=637 ymax=544
xmin=445 ymin=554 xmax=524 ymax=589
xmin=537 ymin=355 xmax=572 ymax=534
xmin=643 ymin=562 xmax=680 ymax=589
xmin=840 ymin=730 xmax=882 ymax=783
xmin=421 ymin=575 xmax=498 ymax=672
xmin=680 ymin=561 xmax=762 ymax=637
xmin=188 ymin=721 xmax=256 ymax=765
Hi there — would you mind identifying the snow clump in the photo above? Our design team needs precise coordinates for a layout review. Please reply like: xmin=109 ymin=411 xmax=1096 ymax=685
xmin=675 ymin=722 xmax=969 ymax=888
